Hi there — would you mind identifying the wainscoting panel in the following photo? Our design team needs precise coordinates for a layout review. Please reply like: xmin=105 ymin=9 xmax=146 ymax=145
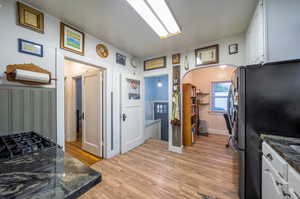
xmin=0 ymin=86 xmax=56 ymax=141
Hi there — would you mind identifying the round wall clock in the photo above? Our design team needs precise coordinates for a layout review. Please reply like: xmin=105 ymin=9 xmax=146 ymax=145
xmin=96 ymin=44 xmax=109 ymax=58
xmin=130 ymin=57 xmax=139 ymax=68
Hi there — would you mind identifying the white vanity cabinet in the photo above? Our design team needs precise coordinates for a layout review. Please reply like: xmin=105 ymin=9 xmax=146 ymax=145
xmin=262 ymin=141 xmax=300 ymax=199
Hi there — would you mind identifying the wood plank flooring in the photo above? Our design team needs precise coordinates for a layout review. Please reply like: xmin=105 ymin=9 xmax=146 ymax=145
xmin=65 ymin=140 xmax=102 ymax=166
xmin=80 ymin=134 xmax=239 ymax=199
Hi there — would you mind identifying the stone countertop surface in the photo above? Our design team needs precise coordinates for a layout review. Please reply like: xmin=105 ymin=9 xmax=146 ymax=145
xmin=261 ymin=134 xmax=300 ymax=173
xmin=0 ymin=147 xmax=101 ymax=199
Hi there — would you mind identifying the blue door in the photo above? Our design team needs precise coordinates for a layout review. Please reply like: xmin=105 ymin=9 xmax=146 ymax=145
xmin=154 ymin=102 xmax=169 ymax=141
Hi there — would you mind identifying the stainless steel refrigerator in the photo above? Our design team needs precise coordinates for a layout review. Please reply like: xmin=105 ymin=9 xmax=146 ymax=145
xmin=231 ymin=60 xmax=300 ymax=199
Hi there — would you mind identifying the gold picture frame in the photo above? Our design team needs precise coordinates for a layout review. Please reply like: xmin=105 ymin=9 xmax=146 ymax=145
xmin=60 ymin=23 xmax=85 ymax=56
xmin=144 ymin=57 xmax=166 ymax=71
xmin=172 ymin=53 xmax=181 ymax=65
xmin=17 ymin=2 xmax=44 ymax=33
xmin=195 ymin=44 xmax=219 ymax=66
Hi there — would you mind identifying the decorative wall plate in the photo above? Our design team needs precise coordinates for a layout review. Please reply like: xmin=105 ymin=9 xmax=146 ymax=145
xmin=130 ymin=57 xmax=139 ymax=68
xmin=96 ymin=44 xmax=109 ymax=58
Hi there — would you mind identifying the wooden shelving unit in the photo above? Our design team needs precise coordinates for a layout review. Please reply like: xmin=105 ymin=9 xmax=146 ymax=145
xmin=183 ymin=83 xmax=198 ymax=146
xmin=196 ymin=90 xmax=209 ymax=136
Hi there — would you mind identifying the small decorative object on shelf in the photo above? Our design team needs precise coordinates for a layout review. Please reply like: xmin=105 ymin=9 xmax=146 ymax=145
xmin=96 ymin=44 xmax=109 ymax=58
xmin=229 ymin=43 xmax=238 ymax=55
xmin=172 ymin=53 xmax=180 ymax=65
xmin=17 ymin=2 xmax=44 ymax=33
xmin=195 ymin=44 xmax=219 ymax=66
xmin=60 ymin=23 xmax=85 ymax=55
xmin=18 ymin=39 xmax=43 ymax=57
xmin=116 ymin=53 xmax=126 ymax=65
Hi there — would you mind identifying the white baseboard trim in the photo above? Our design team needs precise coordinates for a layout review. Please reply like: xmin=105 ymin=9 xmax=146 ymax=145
xmin=208 ymin=128 xmax=229 ymax=136
xmin=169 ymin=145 xmax=183 ymax=153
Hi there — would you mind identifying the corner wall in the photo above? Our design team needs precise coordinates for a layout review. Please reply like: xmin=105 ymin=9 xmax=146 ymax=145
xmin=183 ymin=66 xmax=236 ymax=135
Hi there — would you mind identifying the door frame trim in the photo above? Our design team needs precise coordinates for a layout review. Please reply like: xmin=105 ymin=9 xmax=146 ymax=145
xmin=63 ymin=57 xmax=106 ymax=158
xmin=143 ymin=74 xmax=170 ymax=143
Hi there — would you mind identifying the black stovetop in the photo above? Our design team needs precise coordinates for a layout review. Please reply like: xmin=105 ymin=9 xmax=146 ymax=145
xmin=0 ymin=132 xmax=56 ymax=161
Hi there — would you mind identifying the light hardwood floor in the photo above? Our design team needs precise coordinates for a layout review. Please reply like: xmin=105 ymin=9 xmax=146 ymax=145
xmin=80 ymin=134 xmax=239 ymax=199
xmin=65 ymin=140 xmax=102 ymax=166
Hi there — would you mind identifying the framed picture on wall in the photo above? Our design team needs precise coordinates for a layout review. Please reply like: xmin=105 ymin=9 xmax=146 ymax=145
xmin=60 ymin=23 xmax=85 ymax=55
xmin=195 ymin=44 xmax=219 ymax=66
xmin=18 ymin=39 xmax=43 ymax=57
xmin=172 ymin=53 xmax=180 ymax=65
xmin=17 ymin=2 xmax=44 ymax=33
xmin=144 ymin=56 xmax=166 ymax=71
xmin=127 ymin=78 xmax=140 ymax=100
xmin=229 ymin=43 xmax=238 ymax=55
xmin=116 ymin=53 xmax=126 ymax=65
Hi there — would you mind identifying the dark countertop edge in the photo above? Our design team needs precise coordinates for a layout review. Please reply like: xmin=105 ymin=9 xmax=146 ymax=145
xmin=261 ymin=135 xmax=300 ymax=173
xmin=66 ymin=173 xmax=102 ymax=199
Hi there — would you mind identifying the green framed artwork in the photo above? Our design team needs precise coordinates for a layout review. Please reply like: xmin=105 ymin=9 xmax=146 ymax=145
xmin=60 ymin=23 xmax=85 ymax=55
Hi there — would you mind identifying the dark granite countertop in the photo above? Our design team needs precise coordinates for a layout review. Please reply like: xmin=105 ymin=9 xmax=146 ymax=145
xmin=0 ymin=147 xmax=101 ymax=199
xmin=261 ymin=134 xmax=300 ymax=173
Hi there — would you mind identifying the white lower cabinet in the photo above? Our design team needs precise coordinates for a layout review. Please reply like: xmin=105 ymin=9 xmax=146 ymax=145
xmin=288 ymin=166 xmax=300 ymax=199
xmin=262 ymin=141 xmax=300 ymax=199
xmin=262 ymin=156 xmax=287 ymax=199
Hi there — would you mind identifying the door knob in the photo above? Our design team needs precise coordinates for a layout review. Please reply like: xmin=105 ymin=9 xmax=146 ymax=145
xmin=122 ymin=113 xmax=127 ymax=121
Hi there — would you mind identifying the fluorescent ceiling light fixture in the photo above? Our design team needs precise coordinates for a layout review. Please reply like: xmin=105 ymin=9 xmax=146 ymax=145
xmin=147 ymin=0 xmax=181 ymax=34
xmin=126 ymin=0 xmax=168 ymax=38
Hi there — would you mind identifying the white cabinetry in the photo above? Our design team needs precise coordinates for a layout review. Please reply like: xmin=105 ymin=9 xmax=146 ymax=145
xmin=264 ymin=0 xmax=300 ymax=62
xmin=262 ymin=141 xmax=300 ymax=199
xmin=262 ymin=156 xmax=287 ymax=199
xmin=246 ymin=0 xmax=265 ymax=65
xmin=288 ymin=166 xmax=300 ymax=199
xmin=246 ymin=0 xmax=300 ymax=64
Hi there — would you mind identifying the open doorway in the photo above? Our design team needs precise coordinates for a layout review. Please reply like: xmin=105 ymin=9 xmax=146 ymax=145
xmin=144 ymin=75 xmax=169 ymax=142
xmin=182 ymin=65 xmax=236 ymax=146
xmin=64 ymin=59 xmax=103 ymax=165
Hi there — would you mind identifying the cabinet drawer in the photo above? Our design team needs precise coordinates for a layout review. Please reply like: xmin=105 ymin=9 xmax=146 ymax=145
xmin=262 ymin=155 xmax=288 ymax=199
xmin=288 ymin=166 xmax=300 ymax=198
xmin=263 ymin=142 xmax=288 ymax=181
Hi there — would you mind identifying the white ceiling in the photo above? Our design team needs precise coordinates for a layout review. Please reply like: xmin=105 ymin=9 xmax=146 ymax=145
xmin=24 ymin=0 xmax=258 ymax=58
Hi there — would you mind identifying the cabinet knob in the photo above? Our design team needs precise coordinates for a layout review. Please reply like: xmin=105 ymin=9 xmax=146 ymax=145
xmin=266 ymin=153 xmax=273 ymax=161
xmin=282 ymin=190 xmax=291 ymax=198
xmin=275 ymin=180 xmax=283 ymax=186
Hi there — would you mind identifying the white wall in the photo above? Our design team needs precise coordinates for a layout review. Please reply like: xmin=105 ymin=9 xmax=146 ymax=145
xmin=0 ymin=0 xmax=143 ymax=158
xmin=143 ymin=33 xmax=246 ymax=151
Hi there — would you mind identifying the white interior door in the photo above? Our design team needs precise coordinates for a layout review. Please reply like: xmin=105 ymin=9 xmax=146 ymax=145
xmin=121 ymin=74 xmax=143 ymax=153
xmin=82 ymin=70 xmax=103 ymax=157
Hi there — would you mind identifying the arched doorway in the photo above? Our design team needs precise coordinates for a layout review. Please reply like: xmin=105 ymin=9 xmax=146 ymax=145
xmin=181 ymin=65 xmax=236 ymax=145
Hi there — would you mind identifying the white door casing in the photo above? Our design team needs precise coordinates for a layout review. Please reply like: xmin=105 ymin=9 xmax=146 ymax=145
xmin=121 ymin=74 xmax=143 ymax=153
xmin=82 ymin=70 xmax=103 ymax=157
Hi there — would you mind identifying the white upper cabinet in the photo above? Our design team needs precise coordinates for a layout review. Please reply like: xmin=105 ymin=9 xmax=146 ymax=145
xmin=246 ymin=0 xmax=300 ymax=64
xmin=246 ymin=0 xmax=265 ymax=65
